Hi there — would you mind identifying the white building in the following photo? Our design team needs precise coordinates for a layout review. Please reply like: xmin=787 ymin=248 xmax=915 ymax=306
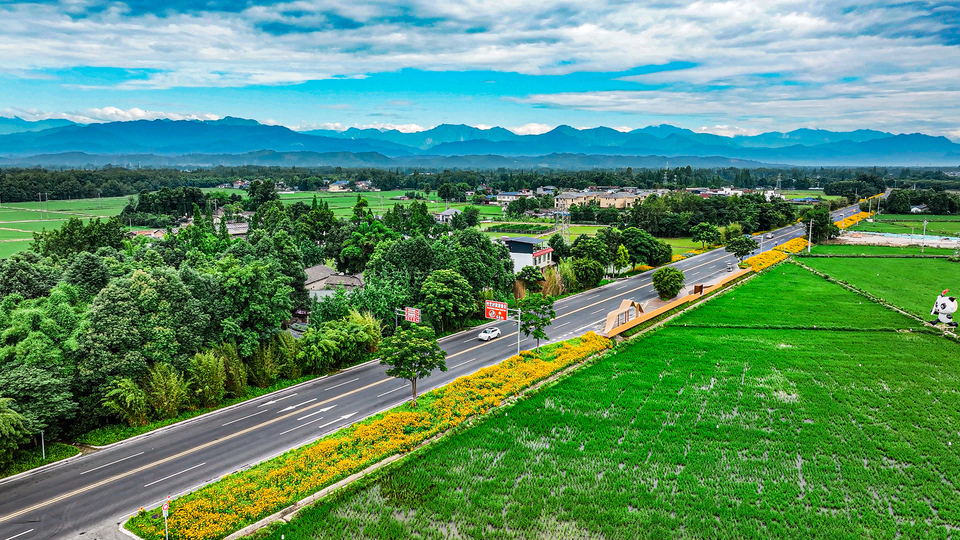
xmin=502 ymin=237 xmax=554 ymax=273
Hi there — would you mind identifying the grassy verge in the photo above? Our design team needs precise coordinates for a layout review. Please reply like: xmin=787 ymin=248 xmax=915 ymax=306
xmin=0 ymin=443 xmax=80 ymax=480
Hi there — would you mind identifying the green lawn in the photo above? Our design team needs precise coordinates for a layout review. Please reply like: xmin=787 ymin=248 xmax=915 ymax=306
xmin=254 ymin=263 xmax=960 ymax=540
xmin=677 ymin=263 xmax=913 ymax=329
xmin=876 ymin=214 xmax=960 ymax=222
xmin=0 ymin=443 xmax=80 ymax=480
xmin=801 ymin=257 xmax=957 ymax=319
xmin=663 ymin=237 xmax=701 ymax=251
xmin=783 ymin=189 xmax=841 ymax=200
xmin=811 ymin=244 xmax=957 ymax=256
xmin=849 ymin=221 xmax=960 ymax=237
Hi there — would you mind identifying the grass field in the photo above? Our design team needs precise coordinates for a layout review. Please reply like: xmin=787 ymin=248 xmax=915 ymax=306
xmin=849 ymin=221 xmax=960 ymax=237
xmin=811 ymin=244 xmax=958 ymax=256
xmin=876 ymin=214 xmax=960 ymax=222
xmin=253 ymin=261 xmax=960 ymax=540
xmin=801 ymin=257 xmax=958 ymax=319
xmin=783 ymin=189 xmax=842 ymax=200
xmin=0 ymin=196 xmax=130 ymax=258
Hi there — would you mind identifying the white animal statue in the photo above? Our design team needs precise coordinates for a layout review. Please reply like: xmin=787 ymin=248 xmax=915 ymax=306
xmin=930 ymin=289 xmax=958 ymax=327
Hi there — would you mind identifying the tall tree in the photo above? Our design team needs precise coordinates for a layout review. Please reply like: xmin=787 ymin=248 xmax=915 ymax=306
xmin=420 ymin=269 xmax=474 ymax=333
xmin=379 ymin=325 xmax=447 ymax=407
xmin=724 ymin=236 xmax=759 ymax=262
xmin=0 ymin=397 xmax=28 ymax=469
xmin=518 ymin=293 xmax=556 ymax=352
xmin=690 ymin=222 xmax=723 ymax=249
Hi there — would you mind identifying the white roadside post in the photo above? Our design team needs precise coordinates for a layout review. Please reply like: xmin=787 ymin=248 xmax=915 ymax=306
xmin=516 ymin=307 xmax=522 ymax=356
xmin=807 ymin=218 xmax=814 ymax=253
xmin=162 ymin=497 xmax=170 ymax=540
xmin=922 ymin=219 xmax=928 ymax=253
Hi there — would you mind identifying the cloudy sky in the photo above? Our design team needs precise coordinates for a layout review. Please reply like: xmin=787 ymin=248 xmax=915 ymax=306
xmin=1 ymin=0 xmax=958 ymax=138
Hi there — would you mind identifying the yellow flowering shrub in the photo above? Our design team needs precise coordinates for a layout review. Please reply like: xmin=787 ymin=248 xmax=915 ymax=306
xmin=128 ymin=333 xmax=611 ymax=540
xmin=834 ymin=211 xmax=873 ymax=229
xmin=744 ymin=250 xmax=787 ymax=271
xmin=636 ymin=264 xmax=654 ymax=272
xmin=671 ymin=254 xmax=686 ymax=262
xmin=773 ymin=237 xmax=808 ymax=254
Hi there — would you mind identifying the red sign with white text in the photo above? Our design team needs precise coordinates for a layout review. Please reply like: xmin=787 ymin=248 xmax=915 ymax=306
xmin=485 ymin=300 xmax=508 ymax=321
xmin=404 ymin=307 xmax=421 ymax=323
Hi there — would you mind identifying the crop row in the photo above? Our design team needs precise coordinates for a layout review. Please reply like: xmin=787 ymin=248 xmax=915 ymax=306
xmin=127 ymin=333 xmax=611 ymax=540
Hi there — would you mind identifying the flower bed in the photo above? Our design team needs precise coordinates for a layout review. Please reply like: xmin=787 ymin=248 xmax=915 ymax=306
xmin=835 ymin=211 xmax=873 ymax=229
xmin=773 ymin=237 xmax=808 ymax=254
xmin=127 ymin=333 xmax=611 ymax=540
xmin=744 ymin=250 xmax=788 ymax=271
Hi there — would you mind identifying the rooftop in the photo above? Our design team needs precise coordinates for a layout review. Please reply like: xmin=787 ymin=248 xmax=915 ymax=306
xmin=503 ymin=236 xmax=546 ymax=245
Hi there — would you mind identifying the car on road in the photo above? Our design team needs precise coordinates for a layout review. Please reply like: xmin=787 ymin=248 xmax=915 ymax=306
xmin=765 ymin=233 xmax=774 ymax=239
xmin=478 ymin=327 xmax=501 ymax=341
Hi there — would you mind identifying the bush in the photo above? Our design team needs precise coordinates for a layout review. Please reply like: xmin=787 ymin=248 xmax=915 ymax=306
xmin=652 ymin=266 xmax=685 ymax=300
xmin=102 ymin=377 xmax=150 ymax=427
xmin=145 ymin=363 xmax=189 ymax=420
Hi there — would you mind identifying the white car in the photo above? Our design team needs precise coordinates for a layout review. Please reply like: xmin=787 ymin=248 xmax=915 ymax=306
xmin=478 ymin=327 xmax=501 ymax=341
xmin=765 ymin=233 xmax=774 ymax=239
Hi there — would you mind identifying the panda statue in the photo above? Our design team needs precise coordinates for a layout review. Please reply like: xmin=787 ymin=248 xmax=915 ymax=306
xmin=930 ymin=290 xmax=958 ymax=327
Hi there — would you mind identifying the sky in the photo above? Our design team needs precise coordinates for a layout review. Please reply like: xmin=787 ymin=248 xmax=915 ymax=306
xmin=1 ymin=0 xmax=958 ymax=139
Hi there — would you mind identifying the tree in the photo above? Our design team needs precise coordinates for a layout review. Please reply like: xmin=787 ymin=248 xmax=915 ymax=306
xmin=690 ymin=222 xmax=722 ymax=249
xmin=886 ymin=190 xmax=911 ymax=214
xmin=651 ymin=267 xmax=685 ymax=300
xmin=0 ymin=397 xmax=28 ymax=469
xmin=614 ymin=244 xmax=630 ymax=277
xmin=621 ymin=227 xmax=672 ymax=266
xmin=518 ymin=293 xmax=556 ymax=351
xmin=571 ymin=258 xmax=604 ymax=289
xmin=189 ymin=351 xmax=226 ymax=408
xmin=517 ymin=265 xmax=545 ymax=292
xmin=247 ymin=180 xmax=279 ymax=210
xmin=102 ymin=378 xmax=150 ymax=427
xmin=0 ymin=364 xmax=77 ymax=440
xmin=547 ymin=233 xmax=571 ymax=262
xmin=144 ymin=362 xmax=189 ymax=419
xmin=801 ymin=208 xmax=840 ymax=243
xmin=379 ymin=325 xmax=447 ymax=407
xmin=63 ymin=251 xmax=112 ymax=299
xmin=420 ymin=269 xmax=474 ymax=333
xmin=725 ymin=236 xmax=759 ymax=262
xmin=463 ymin=206 xmax=481 ymax=227
xmin=571 ymin=235 xmax=609 ymax=266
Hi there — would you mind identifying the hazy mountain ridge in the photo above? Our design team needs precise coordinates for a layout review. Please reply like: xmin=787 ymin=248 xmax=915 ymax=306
xmin=0 ymin=116 xmax=957 ymax=166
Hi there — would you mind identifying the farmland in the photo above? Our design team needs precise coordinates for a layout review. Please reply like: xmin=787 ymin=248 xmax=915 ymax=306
xmin=0 ymin=196 xmax=130 ymax=258
xmin=249 ymin=262 xmax=960 ymax=540
xmin=801 ymin=256 xmax=958 ymax=319
xmin=848 ymin=220 xmax=960 ymax=238
xmin=810 ymin=244 xmax=958 ymax=256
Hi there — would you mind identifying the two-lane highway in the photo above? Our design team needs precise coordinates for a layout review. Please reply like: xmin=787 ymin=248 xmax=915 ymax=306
xmin=0 ymin=205 xmax=859 ymax=540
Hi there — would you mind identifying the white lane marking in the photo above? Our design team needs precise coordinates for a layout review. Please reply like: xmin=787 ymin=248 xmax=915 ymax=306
xmin=221 ymin=409 xmax=268 ymax=426
xmin=589 ymin=308 xmax=605 ymax=315
xmin=279 ymin=398 xmax=317 ymax=412
xmin=463 ymin=337 xmax=477 ymax=343
xmin=4 ymin=529 xmax=35 ymax=540
xmin=79 ymin=452 xmax=145 ymax=475
xmin=143 ymin=462 xmax=206 ymax=488
xmin=296 ymin=405 xmax=336 ymax=421
xmin=325 ymin=378 xmax=359 ymax=391
xmin=318 ymin=413 xmax=358 ymax=432
xmin=278 ymin=416 xmax=327 ymax=435
xmin=257 ymin=393 xmax=297 ymax=407
xmin=377 ymin=385 xmax=408 ymax=398
xmin=449 ymin=357 xmax=478 ymax=370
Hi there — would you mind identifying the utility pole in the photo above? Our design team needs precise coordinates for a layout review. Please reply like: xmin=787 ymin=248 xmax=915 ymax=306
xmin=807 ymin=218 xmax=814 ymax=253
xmin=922 ymin=219 xmax=928 ymax=253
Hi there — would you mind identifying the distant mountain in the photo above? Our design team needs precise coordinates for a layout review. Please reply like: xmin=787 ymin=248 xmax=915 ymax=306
xmin=303 ymin=123 xmax=521 ymax=150
xmin=0 ymin=150 xmax=772 ymax=169
xmin=1 ymin=117 xmax=957 ymax=166
xmin=0 ymin=116 xmax=77 ymax=135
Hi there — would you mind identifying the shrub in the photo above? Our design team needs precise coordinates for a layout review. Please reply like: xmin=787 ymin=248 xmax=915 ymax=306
xmin=189 ymin=352 xmax=226 ymax=409
xmin=145 ymin=363 xmax=189 ymax=420
xmin=652 ymin=266 xmax=685 ymax=300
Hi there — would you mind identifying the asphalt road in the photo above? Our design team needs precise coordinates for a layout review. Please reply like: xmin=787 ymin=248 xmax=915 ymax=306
xmin=0 ymin=205 xmax=860 ymax=540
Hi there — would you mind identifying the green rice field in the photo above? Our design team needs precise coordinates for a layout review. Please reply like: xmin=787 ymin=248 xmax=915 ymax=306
xmin=250 ymin=261 xmax=960 ymax=540
xmin=811 ymin=244 xmax=957 ymax=256
xmin=849 ymin=220 xmax=960 ymax=237
xmin=801 ymin=256 xmax=958 ymax=319
xmin=0 ymin=195 xmax=130 ymax=258
xmin=875 ymin=214 xmax=960 ymax=222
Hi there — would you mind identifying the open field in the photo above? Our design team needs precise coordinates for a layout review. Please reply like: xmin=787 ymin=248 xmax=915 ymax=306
xmin=876 ymin=214 xmax=960 ymax=222
xmin=811 ymin=244 xmax=958 ymax=256
xmin=801 ymin=257 xmax=958 ymax=319
xmin=678 ymin=263 xmax=913 ymax=329
xmin=663 ymin=237 xmax=701 ymax=251
xmin=850 ymin=221 xmax=960 ymax=237
xmin=255 ymin=263 xmax=960 ymax=540
xmin=0 ymin=196 xmax=130 ymax=258
xmin=783 ymin=189 xmax=841 ymax=200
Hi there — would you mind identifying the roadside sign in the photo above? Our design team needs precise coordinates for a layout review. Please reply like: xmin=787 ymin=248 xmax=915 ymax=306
xmin=162 ymin=501 xmax=168 ymax=517
xmin=404 ymin=307 xmax=421 ymax=323
xmin=485 ymin=300 xmax=508 ymax=321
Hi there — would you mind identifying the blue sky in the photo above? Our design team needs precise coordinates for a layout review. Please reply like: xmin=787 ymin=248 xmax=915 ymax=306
xmin=1 ymin=0 xmax=958 ymax=139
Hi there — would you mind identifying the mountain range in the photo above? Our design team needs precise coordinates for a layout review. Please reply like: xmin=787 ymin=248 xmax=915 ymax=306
xmin=1 ymin=116 xmax=958 ymax=168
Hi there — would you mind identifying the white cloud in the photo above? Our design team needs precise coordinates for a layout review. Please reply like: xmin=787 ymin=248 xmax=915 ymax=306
xmin=698 ymin=125 xmax=762 ymax=137
xmin=1 ymin=106 xmax=220 ymax=124
xmin=289 ymin=122 xmax=428 ymax=133
xmin=947 ymin=129 xmax=960 ymax=143
xmin=472 ymin=124 xmax=494 ymax=130
xmin=509 ymin=123 xmax=553 ymax=135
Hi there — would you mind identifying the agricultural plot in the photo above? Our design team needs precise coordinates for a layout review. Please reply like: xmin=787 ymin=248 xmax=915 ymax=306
xmin=876 ymin=214 xmax=960 ymax=222
xmin=849 ymin=221 xmax=960 ymax=237
xmin=677 ymin=263 xmax=914 ymax=330
xmin=811 ymin=245 xmax=957 ymax=256
xmin=254 ymin=266 xmax=960 ymax=540
xmin=801 ymin=257 xmax=958 ymax=319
